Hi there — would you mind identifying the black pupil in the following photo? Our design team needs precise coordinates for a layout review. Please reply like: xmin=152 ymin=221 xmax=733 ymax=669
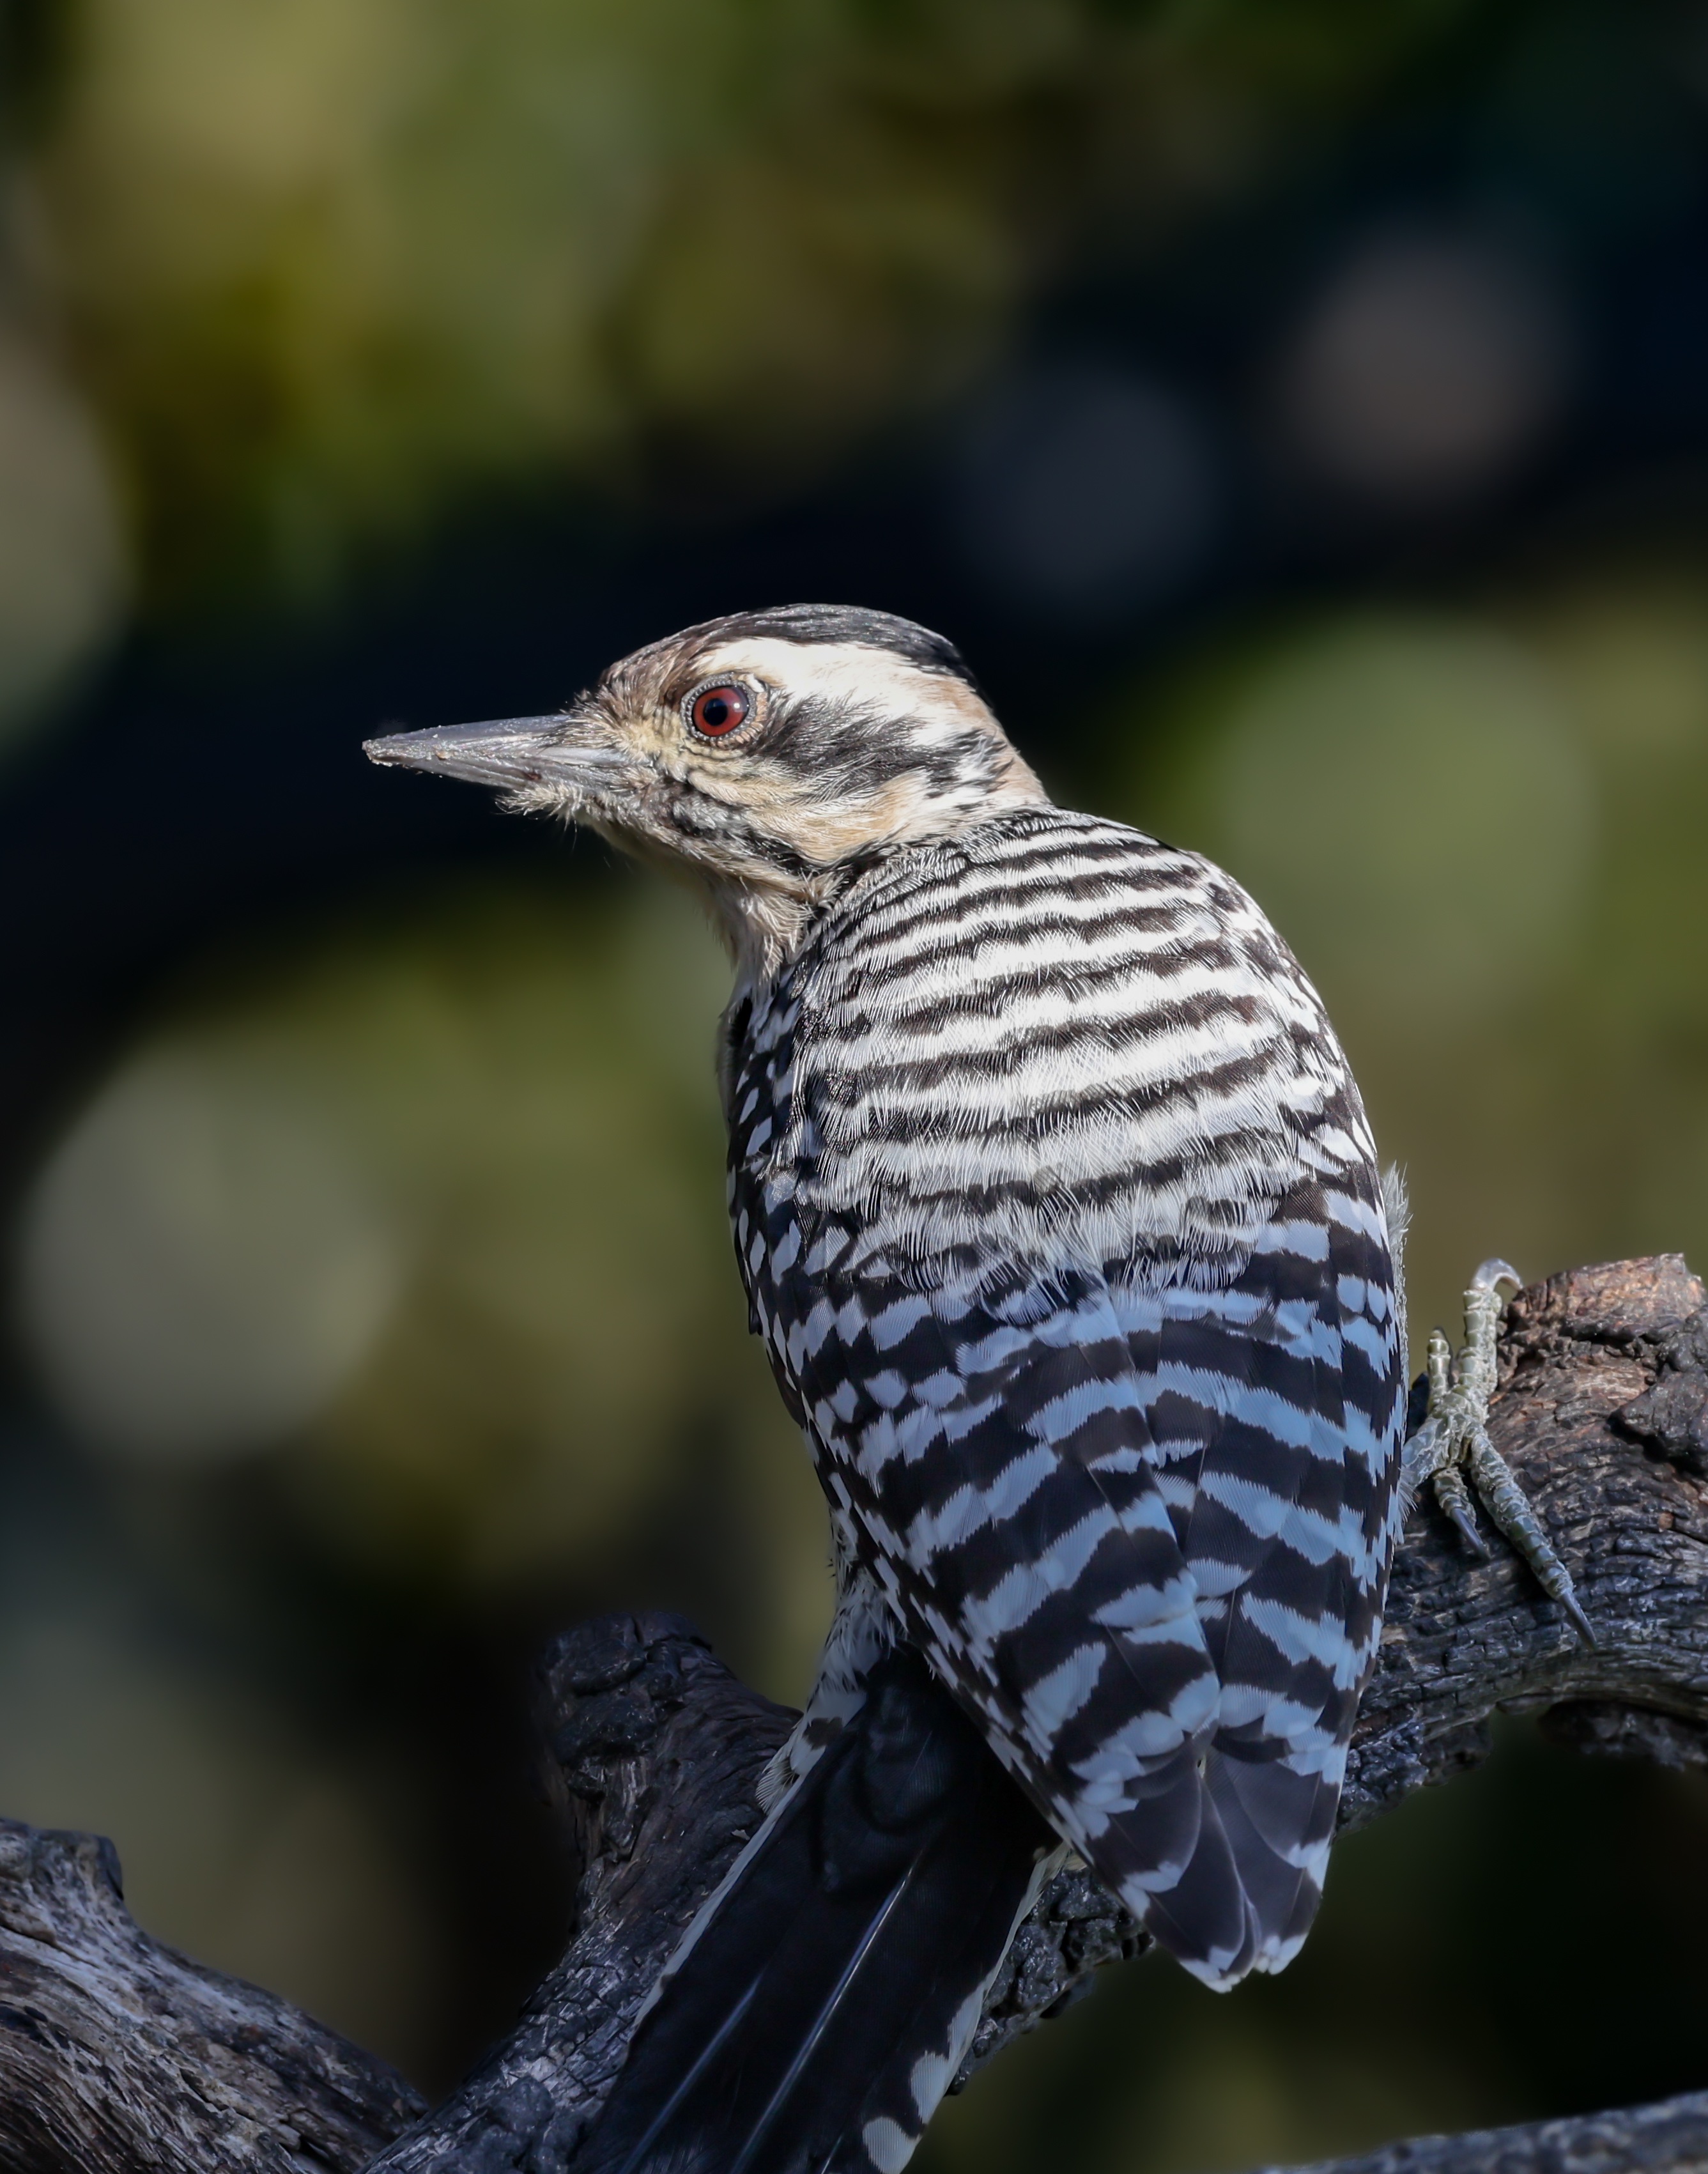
xmin=696 ymin=686 xmax=745 ymax=733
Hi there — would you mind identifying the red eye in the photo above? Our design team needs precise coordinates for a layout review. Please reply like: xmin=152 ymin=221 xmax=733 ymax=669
xmin=689 ymin=684 xmax=750 ymax=737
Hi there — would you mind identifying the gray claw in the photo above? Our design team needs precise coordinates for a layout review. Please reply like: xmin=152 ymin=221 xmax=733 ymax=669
xmin=1440 ymin=1483 xmax=1490 ymax=1558
xmin=1403 ymin=1258 xmax=1592 ymax=1647
xmin=1563 ymin=1593 xmax=1597 ymax=1649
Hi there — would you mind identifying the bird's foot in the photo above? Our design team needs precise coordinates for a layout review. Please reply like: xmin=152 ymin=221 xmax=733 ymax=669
xmin=1404 ymin=1260 xmax=1594 ymax=1646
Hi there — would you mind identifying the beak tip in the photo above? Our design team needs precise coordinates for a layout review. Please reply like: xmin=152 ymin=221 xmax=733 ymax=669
xmin=365 ymin=734 xmax=437 ymax=773
xmin=360 ymin=714 xmax=583 ymax=789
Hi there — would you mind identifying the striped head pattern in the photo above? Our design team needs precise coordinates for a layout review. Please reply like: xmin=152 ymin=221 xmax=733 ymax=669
xmin=365 ymin=605 xmax=1046 ymax=971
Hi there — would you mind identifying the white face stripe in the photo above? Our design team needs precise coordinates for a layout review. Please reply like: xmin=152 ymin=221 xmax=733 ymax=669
xmin=683 ymin=637 xmax=1006 ymax=751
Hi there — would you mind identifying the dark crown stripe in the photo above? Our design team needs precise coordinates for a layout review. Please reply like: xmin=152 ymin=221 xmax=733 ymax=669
xmin=678 ymin=602 xmax=983 ymax=693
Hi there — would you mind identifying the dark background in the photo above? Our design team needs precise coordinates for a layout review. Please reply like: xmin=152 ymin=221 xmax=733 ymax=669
xmin=0 ymin=3 xmax=1705 ymax=2168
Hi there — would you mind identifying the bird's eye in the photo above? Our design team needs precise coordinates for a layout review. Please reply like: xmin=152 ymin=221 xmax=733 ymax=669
xmin=688 ymin=684 xmax=751 ymax=739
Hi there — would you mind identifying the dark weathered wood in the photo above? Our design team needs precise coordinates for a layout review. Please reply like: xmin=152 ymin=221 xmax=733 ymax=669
xmin=1272 ymin=2090 xmax=1708 ymax=2174
xmin=3 ymin=1255 xmax=1707 ymax=2174
xmin=1346 ymin=1253 xmax=1708 ymax=1831
xmin=0 ymin=1818 xmax=423 ymax=2173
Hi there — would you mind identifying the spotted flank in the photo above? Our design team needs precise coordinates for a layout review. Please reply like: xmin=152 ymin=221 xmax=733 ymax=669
xmin=728 ymin=809 xmax=1408 ymax=1989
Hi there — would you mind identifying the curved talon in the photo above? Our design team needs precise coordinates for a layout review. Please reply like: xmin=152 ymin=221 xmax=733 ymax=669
xmin=1470 ymin=1258 xmax=1522 ymax=1297
xmin=1560 ymin=1591 xmax=1597 ymax=1649
xmin=1433 ymin=1467 xmax=1489 ymax=1557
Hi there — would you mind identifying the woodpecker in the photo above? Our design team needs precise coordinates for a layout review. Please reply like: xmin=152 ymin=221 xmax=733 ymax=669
xmin=367 ymin=605 xmax=1412 ymax=2174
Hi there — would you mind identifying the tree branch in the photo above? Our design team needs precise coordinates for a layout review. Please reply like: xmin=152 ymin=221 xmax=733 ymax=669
xmin=0 ymin=1820 xmax=422 ymax=2173
xmin=3 ymin=1255 xmax=1706 ymax=2174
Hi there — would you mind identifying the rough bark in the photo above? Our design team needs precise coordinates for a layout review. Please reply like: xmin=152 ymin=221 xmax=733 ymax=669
xmin=2 ymin=1255 xmax=1706 ymax=2174
xmin=1273 ymin=2093 xmax=1708 ymax=2174
xmin=0 ymin=1820 xmax=423 ymax=2173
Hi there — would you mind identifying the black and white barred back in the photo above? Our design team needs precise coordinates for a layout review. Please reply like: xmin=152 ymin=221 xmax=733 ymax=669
xmin=727 ymin=805 xmax=1408 ymax=1988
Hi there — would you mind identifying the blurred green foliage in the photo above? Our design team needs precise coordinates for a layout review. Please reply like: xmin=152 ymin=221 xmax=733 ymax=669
xmin=29 ymin=0 xmax=1472 ymax=591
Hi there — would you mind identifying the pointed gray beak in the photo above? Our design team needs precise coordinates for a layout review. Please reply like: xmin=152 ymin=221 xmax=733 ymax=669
xmin=364 ymin=714 xmax=620 ymax=794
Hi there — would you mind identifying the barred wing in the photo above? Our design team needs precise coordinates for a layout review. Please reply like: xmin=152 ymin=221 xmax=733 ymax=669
xmin=1116 ymin=1174 xmax=1405 ymax=1973
xmin=771 ymin=1244 xmax=1233 ymax=1970
xmin=759 ymin=1180 xmax=1397 ymax=1985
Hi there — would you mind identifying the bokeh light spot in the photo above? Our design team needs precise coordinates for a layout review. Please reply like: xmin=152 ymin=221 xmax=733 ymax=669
xmin=19 ymin=1051 xmax=406 ymax=1465
xmin=1273 ymin=236 xmax=1574 ymax=505
xmin=1153 ymin=615 xmax=1597 ymax=1022
xmin=951 ymin=361 xmax=1220 ymax=621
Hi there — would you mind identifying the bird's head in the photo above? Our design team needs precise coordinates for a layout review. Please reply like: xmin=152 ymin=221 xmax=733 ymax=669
xmin=365 ymin=604 xmax=1047 ymax=970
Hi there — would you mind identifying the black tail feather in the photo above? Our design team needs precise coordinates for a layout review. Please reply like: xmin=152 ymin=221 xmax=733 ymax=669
xmin=572 ymin=1647 xmax=1052 ymax=2174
